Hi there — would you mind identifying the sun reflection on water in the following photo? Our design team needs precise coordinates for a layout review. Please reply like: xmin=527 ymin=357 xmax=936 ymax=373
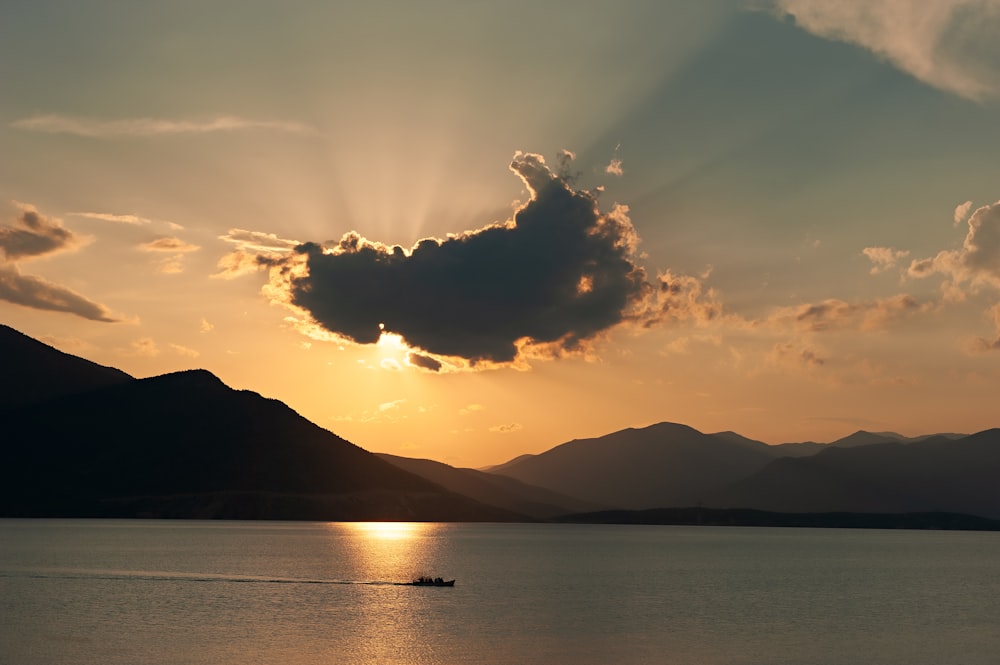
xmin=330 ymin=522 xmax=451 ymax=663
xmin=348 ymin=521 xmax=425 ymax=541
xmin=333 ymin=522 xmax=445 ymax=581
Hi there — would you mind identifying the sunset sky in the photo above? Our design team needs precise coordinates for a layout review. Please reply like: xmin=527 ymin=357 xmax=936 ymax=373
xmin=3 ymin=1 xmax=1000 ymax=467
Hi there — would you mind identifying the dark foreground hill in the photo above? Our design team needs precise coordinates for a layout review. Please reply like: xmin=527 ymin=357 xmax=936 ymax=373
xmin=1 ymin=368 xmax=521 ymax=521
xmin=0 ymin=324 xmax=133 ymax=407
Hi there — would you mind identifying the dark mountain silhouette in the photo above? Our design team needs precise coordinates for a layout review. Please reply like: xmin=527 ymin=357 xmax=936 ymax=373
xmin=488 ymin=422 xmax=778 ymax=509
xmin=706 ymin=430 xmax=1000 ymax=518
xmin=0 ymin=324 xmax=133 ymax=407
xmin=555 ymin=507 xmax=1000 ymax=531
xmin=1 ymin=366 xmax=521 ymax=521
xmin=4 ymin=325 xmax=996 ymax=525
xmin=770 ymin=430 xmax=967 ymax=457
xmin=377 ymin=453 xmax=603 ymax=519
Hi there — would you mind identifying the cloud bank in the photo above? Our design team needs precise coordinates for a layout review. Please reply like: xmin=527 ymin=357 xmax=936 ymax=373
xmin=229 ymin=152 xmax=714 ymax=368
xmin=775 ymin=0 xmax=1000 ymax=100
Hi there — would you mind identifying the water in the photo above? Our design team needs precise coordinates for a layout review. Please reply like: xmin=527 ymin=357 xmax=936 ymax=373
xmin=1 ymin=520 xmax=998 ymax=664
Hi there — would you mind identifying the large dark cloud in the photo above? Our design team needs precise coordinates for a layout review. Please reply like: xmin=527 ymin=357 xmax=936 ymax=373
xmin=277 ymin=152 xmax=652 ymax=364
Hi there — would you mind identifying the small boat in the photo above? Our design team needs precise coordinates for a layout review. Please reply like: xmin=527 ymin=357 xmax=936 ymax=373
xmin=407 ymin=576 xmax=455 ymax=587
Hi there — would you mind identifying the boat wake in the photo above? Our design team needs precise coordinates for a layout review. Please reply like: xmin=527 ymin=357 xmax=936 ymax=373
xmin=1 ymin=568 xmax=417 ymax=586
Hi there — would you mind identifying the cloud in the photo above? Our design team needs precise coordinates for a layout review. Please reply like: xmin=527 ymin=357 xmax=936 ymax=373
xmin=139 ymin=237 xmax=200 ymax=253
xmin=954 ymin=200 xmax=974 ymax=225
xmin=136 ymin=236 xmax=200 ymax=274
xmin=0 ymin=265 xmax=119 ymax=321
xmin=770 ymin=341 xmax=827 ymax=369
xmin=862 ymin=246 xmax=910 ymax=274
xmin=70 ymin=211 xmax=153 ymax=225
xmin=968 ymin=303 xmax=1000 ymax=352
xmin=908 ymin=199 xmax=1000 ymax=291
xmin=774 ymin=0 xmax=1000 ymax=100
xmin=11 ymin=113 xmax=316 ymax=138
xmin=200 ymin=318 xmax=215 ymax=333
xmin=605 ymin=143 xmax=624 ymax=176
xmin=0 ymin=202 xmax=120 ymax=321
xmin=407 ymin=352 xmax=443 ymax=372
xmin=129 ymin=337 xmax=159 ymax=357
xmin=459 ymin=404 xmax=485 ymax=416
xmin=219 ymin=228 xmax=300 ymax=253
xmin=213 ymin=228 xmax=300 ymax=280
xmin=638 ymin=270 xmax=722 ymax=327
xmin=247 ymin=151 xmax=679 ymax=365
xmin=767 ymin=294 xmax=932 ymax=332
xmin=489 ymin=423 xmax=523 ymax=433
xmin=0 ymin=202 xmax=88 ymax=261
xmin=333 ymin=399 xmax=410 ymax=424
xmin=168 ymin=343 xmax=199 ymax=358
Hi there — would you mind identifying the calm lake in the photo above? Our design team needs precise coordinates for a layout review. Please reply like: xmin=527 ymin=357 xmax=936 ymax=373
xmin=1 ymin=519 xmax=998 ymax=664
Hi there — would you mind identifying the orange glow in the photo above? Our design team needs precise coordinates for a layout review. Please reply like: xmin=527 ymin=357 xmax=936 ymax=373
xmin=346 ymin=521 xmax=429 ymax=541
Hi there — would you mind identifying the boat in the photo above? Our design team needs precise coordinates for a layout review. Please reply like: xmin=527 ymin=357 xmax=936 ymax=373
xmin=407 ymin=576 xmax=455 ymax=587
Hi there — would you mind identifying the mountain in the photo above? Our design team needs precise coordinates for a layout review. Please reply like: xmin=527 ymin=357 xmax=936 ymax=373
xmin=556 ymin=507 xmax=1000 ymax=531
xmin=770 ymin=430 xmax=968 ymax=457
xmin=706 ymin=431 xmax=1000 ymax=518
xmin=0 ymin=324 xmax=133 ymax=407
xmin=1 ymin=365 xmax=521 ymax=521
xmin=488 ymin=422 xmax=778 ymax=509
xmin=377 ymin=453 xmax=603 ymax=519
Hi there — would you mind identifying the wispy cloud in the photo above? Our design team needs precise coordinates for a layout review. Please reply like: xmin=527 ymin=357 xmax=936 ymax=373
xmin=11 ymin=113 xmax=317 ymax=138
xmin=968 ymin=303 xmax=1000 ymax=352
xmin=863 ymin=246 xmax=910 ymax=274
xmin=0 ymin=202 xmax=121 ymax=321
xmin=138 ymin=237 xmax=200 ymax=253
xmin=138 ymin=236 xmax=200 ymax=274
xmin=774 ymin=0 xmax=1000 ymax=101
xmin=489 ymin=423 xmax=523 ymax=433
xmin=0 ymin=265 xmax=120 ymax=322
xmin=767 ymin=295 xmax=933 ymax=333
xmin=69 ymin=211 xmax=153 ymax=225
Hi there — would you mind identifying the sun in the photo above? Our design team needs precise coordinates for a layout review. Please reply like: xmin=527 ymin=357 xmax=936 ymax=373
xmin=375 ymin=327 xmax=413 ymax=370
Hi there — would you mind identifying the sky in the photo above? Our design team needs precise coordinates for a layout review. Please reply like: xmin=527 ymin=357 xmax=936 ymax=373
xmin=3 ymin=0 xmax=1000 ymax=468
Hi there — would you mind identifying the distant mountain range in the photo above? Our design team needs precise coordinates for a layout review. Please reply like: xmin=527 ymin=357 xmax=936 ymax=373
xmin=2 ymin=324 xmax=998 ymax=524
xmin=487 ymin=423 xmax=1000 ymax=519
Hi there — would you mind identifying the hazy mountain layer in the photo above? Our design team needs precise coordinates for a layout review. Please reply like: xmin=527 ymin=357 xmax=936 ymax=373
xmin=377 ymin=453 xmax=603 ymax=519
xmin=488 ymin=422 xmax=779 ymax=509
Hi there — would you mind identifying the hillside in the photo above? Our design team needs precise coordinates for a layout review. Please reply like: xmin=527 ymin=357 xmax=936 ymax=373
xmin=377 ymin=453 xmax=603 ymax=518
xmin=0 ymin=324 xmax=133 ymax=407
xmin=488 ymin=422 xmax=778 ymax=509
xmin=706 ymin=431 xmax=1000 ymax=519
xmin=0 ymin=367 xmax=520 ymax=521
